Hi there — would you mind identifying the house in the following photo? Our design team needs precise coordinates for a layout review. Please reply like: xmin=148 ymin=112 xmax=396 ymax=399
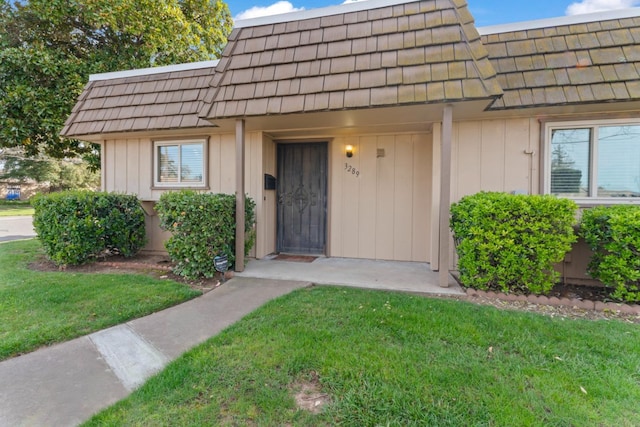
xmin=61 ymin=0 xmax=640 ymax=286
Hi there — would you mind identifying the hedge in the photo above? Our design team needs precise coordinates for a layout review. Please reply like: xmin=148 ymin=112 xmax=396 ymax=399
xmin=32 ymin=191 xmax=146 ymax=266
xmin=580 ymin=205 xmax=640 ymax=302
xmin=155 ymin=191 xmax=256 ymax=279
xmin=450 ymin=192 xmax=577 ymax=294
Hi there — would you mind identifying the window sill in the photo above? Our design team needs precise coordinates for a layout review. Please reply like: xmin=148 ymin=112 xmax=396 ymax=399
xmin=563 ymin=197 xmax=640 ymax=208
xmin=151 ymin=185 xmax=209 ymax=190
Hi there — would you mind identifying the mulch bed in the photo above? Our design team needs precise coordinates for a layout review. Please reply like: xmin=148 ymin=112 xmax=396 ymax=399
xmin=29 ymin=254 xmax=224 ymax=294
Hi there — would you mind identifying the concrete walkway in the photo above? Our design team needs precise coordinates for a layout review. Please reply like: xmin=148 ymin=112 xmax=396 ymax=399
xmin=0 ymin=278 xmax=308 ymax=427
xmin=238 ymin=256 xmax=464 ymax=295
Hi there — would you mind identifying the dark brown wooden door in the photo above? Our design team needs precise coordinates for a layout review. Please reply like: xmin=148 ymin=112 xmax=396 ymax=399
xmin=277 ymin=142 xmax=327 ymax=254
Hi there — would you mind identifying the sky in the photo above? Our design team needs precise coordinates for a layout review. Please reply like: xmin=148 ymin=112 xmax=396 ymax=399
xmin=231 ymin=0 xmax=640 ymax=26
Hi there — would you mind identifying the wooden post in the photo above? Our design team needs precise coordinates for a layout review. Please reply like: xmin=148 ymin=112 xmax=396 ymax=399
xmin=235 ymin=119 xmax=246 ymax=272
xmin=438 ymin=105 xmax=453 ymax=287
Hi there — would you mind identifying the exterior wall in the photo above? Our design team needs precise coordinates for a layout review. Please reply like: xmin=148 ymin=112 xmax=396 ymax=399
xmin=448 ymin=117 xmax=595 ymax=285
xmin=451 ymin=118 xmax=540 ymax=201
xmin=102 ymin=132 xmax=266 ymax=254
xmin=258 ymin=135 xmax=277 ymax=258
xmin=328 ymin=133 xmax=432 ymax=262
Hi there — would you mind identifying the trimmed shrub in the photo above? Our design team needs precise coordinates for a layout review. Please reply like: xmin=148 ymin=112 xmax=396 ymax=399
xmin=450 ymin=192 xmax=577 ymax=294
xmin=155 ymin=191 xmax=256 ymax=279
xmin=32 ymin=191 xmax=146 ymax=266
xmin=580 ymin=205 xmax=640 ymax=302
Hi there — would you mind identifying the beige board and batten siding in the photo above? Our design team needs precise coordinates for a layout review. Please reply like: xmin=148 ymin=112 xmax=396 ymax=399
xmin=329 ymin=132 xmax=432 ymax=263
xmin=101 ymin=131 xmax=268 ymax=255
xmin=260 ymin=135 xmax=278 ymax=258
xmin=443 ymin=117 xmax=540 ymax=269
xmin=451 ymin=117 xmax=540 ymax=200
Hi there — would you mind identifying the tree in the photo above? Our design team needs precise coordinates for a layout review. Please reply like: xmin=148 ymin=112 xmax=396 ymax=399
xmin=0 ymin=0 xmax=232 ymax=162
xmin=0 ymin=147 xmax=100 ymax=191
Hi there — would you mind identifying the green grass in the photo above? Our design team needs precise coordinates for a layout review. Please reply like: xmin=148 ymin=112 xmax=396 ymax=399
xmin=85 ymin=286 xmax=640 ymax=426
xmin=0 ymin=239 xmax=201 ymax=360
xmin=0 ymin=200 xmax=34 ymax=216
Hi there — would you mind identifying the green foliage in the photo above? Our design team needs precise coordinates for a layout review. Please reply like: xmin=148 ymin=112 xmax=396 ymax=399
xmin=155 ymin=191 xmax=256 ymax=279
xmin=32 ymin=191 xmax=146 ymax=265
xmin=450 ymin=192 xmax=577 ymax=294
xmin=580 ymin=205 xmax=640 ymax=302
xmin=0 ymin=0 xmax=232 ymax=160
xmin=0 ymin=148 xmax=99 ymax=191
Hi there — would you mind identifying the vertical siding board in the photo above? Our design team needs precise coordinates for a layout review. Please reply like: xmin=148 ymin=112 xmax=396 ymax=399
xmin=529 ymin=118 xmax=540 ymax=194
xmin=456 ymin=122 xmax=482 ymax=199
xmin=341 ymin=137 xmax=360 ymax=257
xmin=220 ymin=134 xmax=235 ymax=193
xmin=430 ymin=123 xmax=441 ymax=270
xmin=138 ymin=139 xmax=152 ymax=200
xmin=504 ymin=119 xmax=532 ymax=194
xmin=375 ymin=135 xmax=395 ymax=260
xmin=262 ymin=135 xmax=277 ymax=256
xmin=329 ymin=138 xmax=344 ymax=257
xmin=104 ymin=140 xmax=116 ymax=192
xmin=246 ymin=132 xmax=262 ymax=258
xmin=393 ymin=135 xmax=414 ymax=261
xmin=114 ymin=139 xmax=128 ymax=191
xmin=412 ymin=133 xmax=431 ymax=262
xmin=480 ymin=120 xmax=506 ymax=191
xmin=358 ymin=135 xmax=378 ymax=259
xmin=126 ymin=139 xmax=137 ymax=194
xmin=209 ymin=135 xmax=222 ymax=192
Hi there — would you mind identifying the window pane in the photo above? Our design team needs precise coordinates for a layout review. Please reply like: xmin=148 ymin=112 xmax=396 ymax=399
xmin=597 ymin=125 xmax=640 ymax=197
xmin=158 ymin=145 xmax=179 ymax=182
xmin=550 ymin=128 xmax=590 ymax=197
xmin=180 ymin=143 xmax=203 ymax=182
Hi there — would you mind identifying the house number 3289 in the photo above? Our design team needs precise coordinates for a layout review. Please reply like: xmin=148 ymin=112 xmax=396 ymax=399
xmin=345 ymin=163 xmax=360 ymax=177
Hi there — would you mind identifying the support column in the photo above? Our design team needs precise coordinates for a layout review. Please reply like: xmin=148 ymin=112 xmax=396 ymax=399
xmin=235 ymin=119 xmax=246 ymax=272
xmin=438 ymin=105 xmax=453 ymax=287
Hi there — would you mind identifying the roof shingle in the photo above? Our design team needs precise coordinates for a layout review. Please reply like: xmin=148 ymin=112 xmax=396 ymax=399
xmin=61 ymin=66 xmax=217 ymax=137
xmin=202 ymin=0 xmax=502 ymax=119
xmin=484 ymin=13 xmax=640 ymax=110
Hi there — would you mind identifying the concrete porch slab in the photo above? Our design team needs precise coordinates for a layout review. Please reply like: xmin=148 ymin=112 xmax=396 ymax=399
xmin=237 ymin=257 xmax=464 ymax=295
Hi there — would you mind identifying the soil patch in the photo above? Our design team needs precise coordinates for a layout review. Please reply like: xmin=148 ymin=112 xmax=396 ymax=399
xmin=291 ymin=371 xmax=330 ymax=414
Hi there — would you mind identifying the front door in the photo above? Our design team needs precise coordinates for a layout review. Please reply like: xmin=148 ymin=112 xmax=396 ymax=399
xmin=277 ymin=142 xmax=327 ymax=254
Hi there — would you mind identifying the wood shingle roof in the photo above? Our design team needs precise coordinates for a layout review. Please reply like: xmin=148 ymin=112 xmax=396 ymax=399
xmin=201 ymin=0 xmax=503 ymax=120
xmin=60 ymin=1 xmax=640 ymax=138
xmin=61 ymin=64 xmax=217 ymax=137
xmin=483 ymin=15 xmax=640 ymax=109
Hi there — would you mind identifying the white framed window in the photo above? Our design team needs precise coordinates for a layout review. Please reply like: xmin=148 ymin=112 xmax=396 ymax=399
xmin=545 ymin=119 xmax=640 ymax=203
xmin=153 ymin=139 xmax=207 ymax=188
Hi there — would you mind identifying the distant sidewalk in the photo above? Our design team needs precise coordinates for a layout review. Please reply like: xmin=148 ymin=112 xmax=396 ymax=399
xmin=0 ymin=277 xmax=308 ymax=427
xmin=0 ymin=216 xmax=35 ymax=242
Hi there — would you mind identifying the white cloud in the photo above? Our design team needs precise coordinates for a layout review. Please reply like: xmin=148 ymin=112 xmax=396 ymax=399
xmin=566 ymin=0 xmax=640 ymax=15
xmin=235 ymin=1 xmax=304 ymax=20
xmin=342 ymin=0 xmax=369 ymax=4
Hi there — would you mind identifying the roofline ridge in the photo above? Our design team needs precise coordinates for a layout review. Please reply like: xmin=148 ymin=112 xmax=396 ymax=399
xmin=89 ymin=60 xmax=220 ymax=82
xmin=234 ymin=0 xmax=418 ymax=28
xmin=478 ymin=7 xmax=640 ymax=35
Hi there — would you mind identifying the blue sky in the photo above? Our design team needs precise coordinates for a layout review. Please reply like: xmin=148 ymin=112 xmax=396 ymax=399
xmin=230 ymin=0 xmax=640 ymax=26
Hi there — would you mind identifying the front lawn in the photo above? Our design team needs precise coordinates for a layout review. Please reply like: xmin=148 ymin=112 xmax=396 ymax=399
xmin=85 ymin=286 xmax=640 ymax=426
xmin=0 ymin=200 xmax=34 ymax=216
xmin=0 ymin=239 xmax=201 ymax=360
